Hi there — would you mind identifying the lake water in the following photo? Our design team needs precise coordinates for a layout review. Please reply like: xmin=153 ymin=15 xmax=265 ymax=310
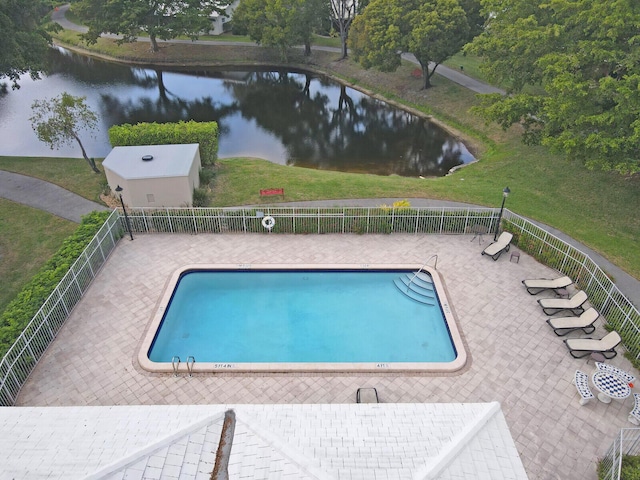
xmin=0 ymin=47 xmax=474 ymax=177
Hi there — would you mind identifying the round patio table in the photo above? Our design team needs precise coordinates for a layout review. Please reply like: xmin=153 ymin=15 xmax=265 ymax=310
xmin=592 ymin=371 xmax=631 ymax=403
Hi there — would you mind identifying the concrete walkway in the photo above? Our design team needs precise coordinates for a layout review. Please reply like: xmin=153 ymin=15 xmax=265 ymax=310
xmin=0 ymin=170 xmax=107 ymax=223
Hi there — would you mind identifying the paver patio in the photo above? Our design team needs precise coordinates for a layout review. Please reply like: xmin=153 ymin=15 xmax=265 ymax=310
xmin=15 ymin=233 xmax=638 ymax=479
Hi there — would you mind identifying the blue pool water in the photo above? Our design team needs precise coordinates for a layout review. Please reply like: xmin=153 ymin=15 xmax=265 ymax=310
xmin=148 ymin=270 xmax=457 ymax=363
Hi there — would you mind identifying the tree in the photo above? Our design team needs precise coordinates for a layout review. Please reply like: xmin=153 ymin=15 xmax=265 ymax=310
xmin=350 ymin=0 xmax=470 ymax=89
xmin=0 ymin=0 xmax=55 ymax=89
xmin=30 ymin=92 xmax=101 ymax=173
xmin=232 ymin=0 xmax=325 ymax=60
xmin=468 ymin=0 xmax=640 ymax=175
xmin=78 ymin=0 xmax=222 ymax=53
xmin=329 ymin=0 xmax=369 ymax=59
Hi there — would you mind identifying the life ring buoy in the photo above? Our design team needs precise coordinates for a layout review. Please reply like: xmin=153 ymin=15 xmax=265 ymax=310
xmin=261 ymin=215 xmax=276 ymax=230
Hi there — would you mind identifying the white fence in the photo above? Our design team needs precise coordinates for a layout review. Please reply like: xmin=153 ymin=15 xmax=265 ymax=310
xmin=0 ymin=211 xmax=122 ymax=406
xmin=1 ymin=206 xmax=638 ymax=406
xmin=600 ymin=428 xmax=640 ymax=480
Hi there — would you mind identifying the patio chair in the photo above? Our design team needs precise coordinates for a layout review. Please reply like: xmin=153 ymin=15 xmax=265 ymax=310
xmin=563 ymin=331 xmax=622 ymax=359
xmin=356 ymin=387 xmax=379 ymax=403
xmin=545 ymin=307 xmax=599 ymax=336
xmin=481 ymin=232 xmax=513 ymax=261
xmin=522 ymin=275 xmax=573 ymax=295
xmin=572 ymin=370 xmax=595 ymax=405
xmin=538 ymin=290 xmax=588 ymax=316
xmin=629 ymin=393 xmax=640 ymax=425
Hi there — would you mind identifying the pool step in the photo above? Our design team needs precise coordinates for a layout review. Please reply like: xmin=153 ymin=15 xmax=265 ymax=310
xmin=394 ymin=273 xmax=436 ymax=305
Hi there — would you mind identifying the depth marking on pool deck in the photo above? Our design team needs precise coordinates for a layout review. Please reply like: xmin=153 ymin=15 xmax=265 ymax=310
xmin=137 ymin=263 xmax=467 ymax=374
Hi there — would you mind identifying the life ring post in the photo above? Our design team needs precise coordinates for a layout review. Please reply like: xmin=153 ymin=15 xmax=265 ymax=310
xmin=261 ymin=215 xmax=276 ymax=231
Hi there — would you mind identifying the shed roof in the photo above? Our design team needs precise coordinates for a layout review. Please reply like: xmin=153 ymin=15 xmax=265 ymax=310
xmin=0 ymin=402 xmax=528 ymax=479
xmin=102 ymin=144 xmax=199 ymax=180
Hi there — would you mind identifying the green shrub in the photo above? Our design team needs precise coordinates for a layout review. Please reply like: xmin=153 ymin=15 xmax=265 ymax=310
xmin=109 ymin=120 xmax=219 ymax=166
xmin=199 ymin=167 xmax=216 ymax=185
xmin=192 ymin=188 xmax=208 ymax=207
xmin=0 ymin=211 xmax=113 ymax=358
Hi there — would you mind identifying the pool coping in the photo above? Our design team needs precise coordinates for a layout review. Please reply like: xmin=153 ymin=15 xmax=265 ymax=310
xmin=137 ymin=264 xmax=468 ymax=374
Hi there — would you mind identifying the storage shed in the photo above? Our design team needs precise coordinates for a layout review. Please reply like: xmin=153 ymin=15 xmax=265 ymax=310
xmin=103 ymin=144 xmax=201 ymax=207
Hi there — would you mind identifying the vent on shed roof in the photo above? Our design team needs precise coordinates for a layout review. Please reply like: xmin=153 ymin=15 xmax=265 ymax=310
xmin=142 ymin=155 xmax=154 ymax=161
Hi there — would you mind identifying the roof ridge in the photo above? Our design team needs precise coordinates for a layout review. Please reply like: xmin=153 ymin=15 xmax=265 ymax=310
xmin=83 ymin=410 xmax=226 ymax=480
xmin=414 ymin=401 xmax=502 ymax=480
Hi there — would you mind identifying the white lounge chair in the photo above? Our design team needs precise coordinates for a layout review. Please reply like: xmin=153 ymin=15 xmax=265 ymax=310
xmin=522 ymin=275 xmax=573 ymax=295
xmin=545 ymin=307 xmax=599 ymax=336
xmin=563 ymin=331 xmax=622 ymax=359
xmin=538 ymin=290 xmax=588 ymax=316
xmin=572 ymin=370 xmax=595 ymax=406
xmin=481 ymin=232 xmax=513 ymax=261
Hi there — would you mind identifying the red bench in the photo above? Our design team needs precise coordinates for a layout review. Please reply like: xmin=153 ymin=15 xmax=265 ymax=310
xmin=259 ymin=188 xmax=284 ymax=198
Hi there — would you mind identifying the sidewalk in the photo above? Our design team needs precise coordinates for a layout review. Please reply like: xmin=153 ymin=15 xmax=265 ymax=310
xmin=0 ymin=170 xmax=108 ymax=223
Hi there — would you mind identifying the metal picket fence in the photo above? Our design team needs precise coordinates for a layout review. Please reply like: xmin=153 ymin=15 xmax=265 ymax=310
xmin=599 ymin=428 xmax=640 ymax=480
xmin=121 ymin=205 xmax=499 ymax=236
xmin=0 ymin=211 xmax=122 ymax=406
xmin=1 ymin=205 xmax=639 ymax=406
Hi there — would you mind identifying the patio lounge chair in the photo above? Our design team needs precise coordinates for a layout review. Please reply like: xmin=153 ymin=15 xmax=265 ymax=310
xmin=481 ymin=232 xmax=513 ymax=261
xmin=546 ymin=307 xmax=599 ymax=336
xmin=522 ymin=275 xmax=573 ymax=295
xmin=572 ymin=370 xmax=595 ymax=405
xmin=563 ymin=331 xmax=622 ymax=359
xmin=538 ymin=290 xmax=588 ymax=316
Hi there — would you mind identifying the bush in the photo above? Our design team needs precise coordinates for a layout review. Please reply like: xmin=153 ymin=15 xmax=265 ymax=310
xmin=192 ymin=188 xmax=208 ymax=207
xmin=199 ymin=167 xmax=216 ymax=186
xmin=0 ymin=211 xmax=113 ymax=358
xmin=109 ymin=120 xmax=219 ymax=166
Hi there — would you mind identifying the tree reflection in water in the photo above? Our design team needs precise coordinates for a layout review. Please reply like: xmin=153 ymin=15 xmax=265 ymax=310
xmin=31 ymin=49 xmax=475 ymax=176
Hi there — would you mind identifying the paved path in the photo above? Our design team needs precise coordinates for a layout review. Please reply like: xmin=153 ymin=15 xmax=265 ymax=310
xmin=0 ymin=170 xmax=107 ymax=223
xmin=51 ymin=4 xmax=504 ymax=95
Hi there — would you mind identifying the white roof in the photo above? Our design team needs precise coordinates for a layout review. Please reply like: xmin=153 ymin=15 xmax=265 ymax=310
xmin=0 ymin=403 xmax=528 ymax=479
xmin=103 ymin=144 xmax=199 ymax=180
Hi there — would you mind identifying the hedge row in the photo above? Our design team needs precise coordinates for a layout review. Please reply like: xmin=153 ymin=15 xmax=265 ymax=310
xmin=108 ymin=120 xmax=219 ymax=166
xmin=0 ymin=211 xmax=113 ymax=358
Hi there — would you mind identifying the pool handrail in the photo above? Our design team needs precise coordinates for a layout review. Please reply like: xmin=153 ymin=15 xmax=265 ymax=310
xmin=407 ymin=254 xmax=438 ymax=293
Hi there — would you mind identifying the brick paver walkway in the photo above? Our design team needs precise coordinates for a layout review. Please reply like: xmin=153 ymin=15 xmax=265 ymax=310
xmin=16 ymin=234 xmax=637 ymax=479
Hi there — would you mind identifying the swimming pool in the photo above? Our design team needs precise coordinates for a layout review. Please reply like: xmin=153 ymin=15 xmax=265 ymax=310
xmin=138 ymin=264 xmax=467 ymax=373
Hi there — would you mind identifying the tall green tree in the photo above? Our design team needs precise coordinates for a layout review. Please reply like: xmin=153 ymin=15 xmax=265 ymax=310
xmin=30 ymin=92 xmax=100 ymax=173
xmin=468 ymin=0 xmax=640 ymax=175
xmin=350 ymin=0 xmax=470 ymax=89
xmin=78 ymin=0 xmax=221 ymax=52
xmin=233 ymin=0 xmax=325 ymax=60
xmin=0 ymin=0 xmax=55 ymax=89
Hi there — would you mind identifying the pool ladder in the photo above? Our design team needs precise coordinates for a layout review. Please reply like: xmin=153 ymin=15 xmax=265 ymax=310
xmin=171 ymin=355 xmax=196 ymax=377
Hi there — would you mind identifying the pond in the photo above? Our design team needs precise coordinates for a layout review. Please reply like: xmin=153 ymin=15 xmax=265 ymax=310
xmin=0 ymin=47 xmax=475 ymax=177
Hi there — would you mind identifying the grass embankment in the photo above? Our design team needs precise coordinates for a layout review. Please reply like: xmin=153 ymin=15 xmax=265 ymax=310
xmin=12 ymin=31 xmax=640 ymax=284
xmin=0 ymin=199 xmax=77 ymax=314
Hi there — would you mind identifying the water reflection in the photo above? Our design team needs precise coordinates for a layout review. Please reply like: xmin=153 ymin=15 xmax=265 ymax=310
xmin=0 ymin=47 xmax=474 ymax=177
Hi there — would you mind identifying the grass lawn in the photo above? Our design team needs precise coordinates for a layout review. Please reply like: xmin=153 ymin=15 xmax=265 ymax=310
xmin=0 ymin=199 xmax=77 ymax=314
xmin=5 ymin=32 xmax=637 ymax=285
